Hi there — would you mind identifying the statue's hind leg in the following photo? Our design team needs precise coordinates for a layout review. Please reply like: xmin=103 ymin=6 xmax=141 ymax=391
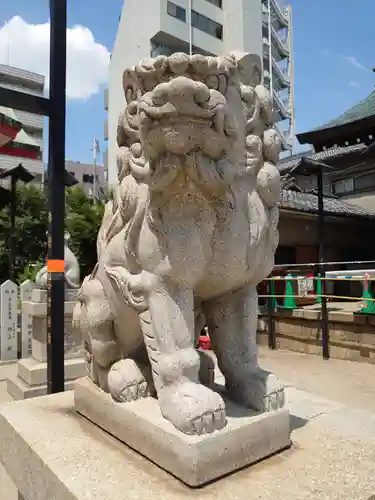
xmin=204 ymin=283 xmax=284 ymax=412
xmin=79 ymin=278 xmax=154 ymax=402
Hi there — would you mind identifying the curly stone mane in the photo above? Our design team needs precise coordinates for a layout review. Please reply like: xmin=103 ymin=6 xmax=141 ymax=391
xmin=98 ymin=52 xmax=281 ymax=267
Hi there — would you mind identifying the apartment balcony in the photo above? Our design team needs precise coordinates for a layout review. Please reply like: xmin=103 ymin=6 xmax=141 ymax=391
xmin=104 ymin=88 xmax=108 ymax=111
xmin=262 ymin=0 xmax=288 ymax=30
xmin=104 ymin=119 xmax=108 ymax=141
xmin=271 ymin=27 xmax=289 ymax=58
xmin=263 ymin=53 xmax=290 ymax=91
xmin=0 ymin=155 xmax=44 ymax=175
xmin=270 ymin=0 xmax=289 ymax=29
xmin=13 ymin=110 xmax=43 ymax=132
xmin=273 ymin=92 xmax=291 ymax=121
xmin=103 ymin=148 xmax=108 ymax=171
xmin=0 ymin=64 xmax=44 ymax=91
xmin=272 ymin=60 xmax=290 ymax=91
xmin=0 ymin=81 xmax=44 ymax=98
xmin=274 ymin=123 xmax=292 ymax=151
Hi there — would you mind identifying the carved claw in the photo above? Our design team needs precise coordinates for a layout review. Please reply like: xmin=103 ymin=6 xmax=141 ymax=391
xmin=226 ymin=368 xmax=285 ymax=413
xmin=159 ymin=382 xmax=227 ymax=435
xmin=108 ymin=359 xmax=155 ymax=402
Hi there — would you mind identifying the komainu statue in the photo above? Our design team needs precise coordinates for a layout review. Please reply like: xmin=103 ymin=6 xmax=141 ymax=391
xmin=73 ymin=52 xmax=283 ymax=435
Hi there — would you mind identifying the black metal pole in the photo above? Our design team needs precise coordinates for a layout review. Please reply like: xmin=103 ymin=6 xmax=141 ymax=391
xmin=9 ymin=175 xmax=16 ymax=282
xmin=47 ymin=0 xmax=67 ymax=394
xmin=317 ymin=168 xmax=329 ymax=360
xmin=267 ymin=281 xmax=276 ymax=350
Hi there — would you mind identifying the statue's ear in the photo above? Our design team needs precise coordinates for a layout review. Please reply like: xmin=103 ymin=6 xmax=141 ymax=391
xmin=229 ymin=51 xmax=262 ymax=87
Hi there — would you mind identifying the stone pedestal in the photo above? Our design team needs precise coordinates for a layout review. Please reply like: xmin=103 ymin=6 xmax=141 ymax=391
xmin=6 ymin=289 xmax=86 ymax=400
xmin=75 ymin=377 xmax=291 ymax=487
xmin=0 ymin=390 xmax=291 ymax=500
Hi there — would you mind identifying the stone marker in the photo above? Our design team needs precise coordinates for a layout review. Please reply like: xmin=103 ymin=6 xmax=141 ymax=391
xmin=6 ymin=235 xmax=85 ymax=399
xmin=0 ymin=280 xmax=18 ymax=362
xmin=20 ymin=280 xmax=35 ymax=359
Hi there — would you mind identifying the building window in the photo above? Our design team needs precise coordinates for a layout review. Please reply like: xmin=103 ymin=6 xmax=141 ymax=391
xmin=167 ymin=1 xmax=186 ymax=22
xmin=83 ymin=174 xmax=94 ymax=184
xmin=332 ymin=178 xmax=354 ymax=195
xmin=151 ymin=42 xmax=174 ymax=58
xmin=205 ymin=0 xmax=222 ymax=7
xmin=191 ymin=10 xmax=223 ymax=39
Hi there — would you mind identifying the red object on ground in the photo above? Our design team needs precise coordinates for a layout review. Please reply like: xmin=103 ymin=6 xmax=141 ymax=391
xmin=199 ymin=335 xmax=211 ymax=350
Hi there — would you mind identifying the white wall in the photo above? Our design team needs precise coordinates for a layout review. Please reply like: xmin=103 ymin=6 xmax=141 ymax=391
xmin=223 ymin=0 xmax=262 ymax=60
xmin=107 ymin=0 xmax=162 ymax=186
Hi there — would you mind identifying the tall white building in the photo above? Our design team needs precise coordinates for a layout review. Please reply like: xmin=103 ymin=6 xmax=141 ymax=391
xmin=0 ymin=64 xmax=45 ymax=183
xmin=104 ymin=0 xmax=294 ymax=185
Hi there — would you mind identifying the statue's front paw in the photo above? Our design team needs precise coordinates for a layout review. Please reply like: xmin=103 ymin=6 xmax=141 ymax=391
xmin=227 ymin=368 xmax=285 ymax=412
xmin=159 ymin=382 xmax=226 ymax=435
xmin=108 ymin=359 xmax=155 ymax=402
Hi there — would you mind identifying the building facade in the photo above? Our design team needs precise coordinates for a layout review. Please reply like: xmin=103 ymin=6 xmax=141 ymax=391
xmin=0 ymin=64 xmax=45 ymax=182
xmin=104 ymin=0 xmax=294 ymax=185
xmin=65 ymin=160 xmax=107 ymax=200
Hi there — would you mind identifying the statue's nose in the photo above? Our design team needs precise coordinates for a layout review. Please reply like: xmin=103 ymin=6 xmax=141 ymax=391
xmin=152 ymin=77 xmax=210 ymax=107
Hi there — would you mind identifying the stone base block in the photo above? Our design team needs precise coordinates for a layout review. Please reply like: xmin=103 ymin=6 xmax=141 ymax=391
xmin=17 ymin=357 xmax=86 ymax=386
xmin=6 ymin=375 xmax=77 ymax=400
xmin=75 ymin=377 xmax=291 ymax=487
xmin=6 ymin=357 xmax=86 ymax=400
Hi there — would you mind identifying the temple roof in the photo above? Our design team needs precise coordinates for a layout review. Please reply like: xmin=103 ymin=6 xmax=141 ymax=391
xmin=280 ymin=174 xmax=375 ymax=219
xmin=297 ymin=90 xmax=375 ymax=148
xmin=312 ymin=90 xmax=375 ymax=131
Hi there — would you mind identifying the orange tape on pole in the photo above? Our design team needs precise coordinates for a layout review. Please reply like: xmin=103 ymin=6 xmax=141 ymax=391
xmin=47 ymin=259 xmax=65 ymax=273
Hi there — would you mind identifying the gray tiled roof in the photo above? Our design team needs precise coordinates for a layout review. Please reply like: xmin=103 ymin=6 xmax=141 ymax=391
xmin=277 ymin=143 xmax=367 ymax=173
xmin=279 ymin=189 xmax=375 ymax=219
xmin=311 ymin=90 xmax=375 ymax=131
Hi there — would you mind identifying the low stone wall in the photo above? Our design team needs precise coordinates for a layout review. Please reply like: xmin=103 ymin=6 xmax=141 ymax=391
xmin=257 ymin=308 xmax=375 ymax=363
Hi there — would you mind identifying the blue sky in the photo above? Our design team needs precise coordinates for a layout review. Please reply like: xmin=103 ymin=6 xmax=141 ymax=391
xmin=0 ymin=0 xmax=374 ymax=164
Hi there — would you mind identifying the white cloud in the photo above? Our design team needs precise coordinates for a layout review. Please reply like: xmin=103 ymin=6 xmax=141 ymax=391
xmin=0 ymin=16 xmax=110 ymax=100
xmin=322 ymin=49 xmax=331 ymax=56
xmin=345 ymin=55 xmax=368 ymax=72
xmin=349 ymin=80 xmax=360 ymax=88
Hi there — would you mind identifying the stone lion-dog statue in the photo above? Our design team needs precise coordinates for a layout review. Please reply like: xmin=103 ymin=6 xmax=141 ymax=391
xmin=73 ymin=51 xmax=284 ymax=435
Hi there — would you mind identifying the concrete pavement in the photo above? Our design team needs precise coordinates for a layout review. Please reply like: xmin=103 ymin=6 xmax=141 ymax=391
xmin=1 ymin=349 xmax=375 ymax=499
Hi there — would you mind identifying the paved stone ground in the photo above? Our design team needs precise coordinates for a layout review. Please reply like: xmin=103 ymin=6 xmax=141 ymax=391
xmin=1 ymin=349 xmax=375 ymax=499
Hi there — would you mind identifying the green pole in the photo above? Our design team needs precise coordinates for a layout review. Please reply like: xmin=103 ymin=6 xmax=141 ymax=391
xmin=316 ymin=273 xmax=322 ymax=304
xmin=283 ymin=274 xmax=296 ymax=309
xmin=360 ymin=274 xmax=375 ymax=314
xmin=270 ymin=279 xmax=278 ymax=309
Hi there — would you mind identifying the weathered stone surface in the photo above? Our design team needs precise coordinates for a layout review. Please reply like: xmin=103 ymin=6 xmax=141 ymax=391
xmin=73 ymin=52 xmax=285 ymax=437
xmin=22 ymin=300 xmax=77 ymax=317
xmin=75 ymin=377 xmax=290 ymax=486
xmin=2 ymin=388 xmax=375 ymax=500
xmin=17 ymin=357 xmax=86 ymax=387
xmin=6 ymin=376 xmax=77 ymax=400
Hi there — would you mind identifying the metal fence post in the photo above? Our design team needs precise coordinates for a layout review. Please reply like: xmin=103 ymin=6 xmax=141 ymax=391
xmin=267 ymin=280 xmax=276 ymax=350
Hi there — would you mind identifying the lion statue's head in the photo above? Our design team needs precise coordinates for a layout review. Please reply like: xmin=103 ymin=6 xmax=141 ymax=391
xmin=115 ymin=51 xmax=280 ymax=197
xmin=100 ymin=52 xmax=281 ymax=276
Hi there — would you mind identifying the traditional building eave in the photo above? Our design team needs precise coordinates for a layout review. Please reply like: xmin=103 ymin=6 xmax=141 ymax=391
xmin=297 ymin=90 xmax=375 ymax=150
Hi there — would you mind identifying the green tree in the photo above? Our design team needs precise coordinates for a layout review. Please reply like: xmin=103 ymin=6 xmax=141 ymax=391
xmin=66 ymin=186 xmax=104 ymax=279
xmin=0 ymin=184 xmax=104 ymax=284
xmin=0 ymin=183 xmax=48 ymax=283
